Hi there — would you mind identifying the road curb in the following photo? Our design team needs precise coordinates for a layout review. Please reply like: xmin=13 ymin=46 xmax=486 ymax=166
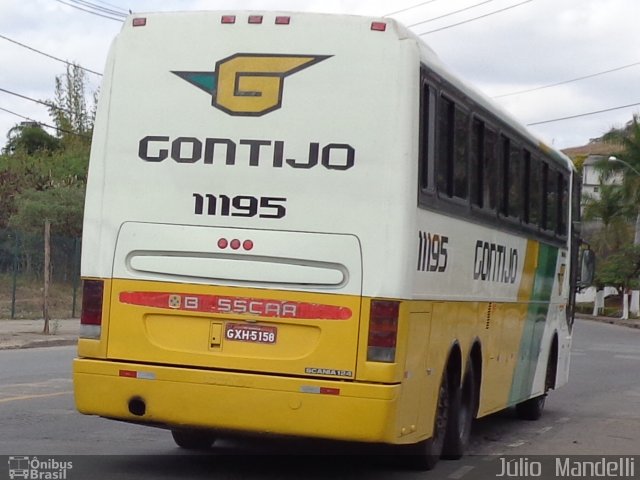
xmin=0 ymin=338 xmax=78 ymax=351
xmin=575 ymin=313 xmax=640 ymax=329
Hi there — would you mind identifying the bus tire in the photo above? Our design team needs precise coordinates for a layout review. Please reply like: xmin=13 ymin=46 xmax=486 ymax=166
xmin=402 ymin=370 xmax=450 ymax=470
xmin=171 ymin=428 xmax=216 ymax=450
xmin=515 ymin=394 xmax=546 ymax=421
xmin=442 ymin=360 xmax=475 ymax=459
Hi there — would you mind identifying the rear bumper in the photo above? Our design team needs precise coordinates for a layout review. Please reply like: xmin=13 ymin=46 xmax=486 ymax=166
xmin=73 ymin=358 xmax=403 ymax=443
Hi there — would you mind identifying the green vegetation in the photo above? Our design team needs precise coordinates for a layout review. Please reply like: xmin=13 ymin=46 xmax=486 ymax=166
xmin=1 ymin=63 xmax=92 ymax=232
xmin=0 ymin=64 xmax=92 ymax=319
xmin=580 ymin=114 xmax=640 ymax=317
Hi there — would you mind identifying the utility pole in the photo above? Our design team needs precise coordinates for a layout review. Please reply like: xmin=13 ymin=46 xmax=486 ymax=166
xmin=43 ymin=220 xmax=51 ymax=335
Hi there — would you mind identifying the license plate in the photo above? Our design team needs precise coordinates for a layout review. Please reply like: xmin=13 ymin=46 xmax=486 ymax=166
xmin=225 ymin=323 xmax=277 ymax=344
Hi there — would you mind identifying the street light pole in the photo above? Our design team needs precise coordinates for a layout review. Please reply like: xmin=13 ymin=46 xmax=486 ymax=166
xmin=608 ymin=155 xmax=640 ymax=178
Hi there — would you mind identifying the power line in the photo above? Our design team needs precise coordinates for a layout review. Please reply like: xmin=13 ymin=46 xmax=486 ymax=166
xmin=0 ymin=87 xmax=73 ymax=115
xmin=384 ymin=0 xmax=440 ymax=17
xmin=0 ymin=105 xmax=90 ymax=138
xmin=527 ymin=101 xmax=640 ymax=126
xmin=418 ymin=0 xmax=534 ymax=35
xmin=408 ymin=0 xmax=495 ymax=28
xmin=0 ymin=33 xmax=102 ymax=76
xmin=494 ymin=61 xmax=640 ymax=99
xmin=0 ymin=105 xmax=40 ymax=123
xmin=54 ymin=0 xmax=125 ymax=22
xmin=91 ymin=0 xmax=128 ymax=13
xmin=67 ymin=0 xmax=128 ymax=17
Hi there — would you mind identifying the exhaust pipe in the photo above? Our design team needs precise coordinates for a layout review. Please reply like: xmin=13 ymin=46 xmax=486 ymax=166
xmin=128 ymin=397 xmax=146 ymax=416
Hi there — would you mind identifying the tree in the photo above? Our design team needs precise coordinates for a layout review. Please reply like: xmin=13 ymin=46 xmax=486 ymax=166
xmin=46 ymin=63 xmax=95 ymax=149
xmin=582 ymin=183 xmax=634 ymax=258
xmin=8 ymin=185 xmax=85 ymax=238
xmin=3 ymin=123 xmax=60 ymax=155
xmin=595 ymin=244 xmax=640 ymax=315
xmin=603 ymin=114 xmax=640 ymax=245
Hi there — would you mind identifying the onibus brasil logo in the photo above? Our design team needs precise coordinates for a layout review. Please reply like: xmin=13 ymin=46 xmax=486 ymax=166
xmin=172 ymin=53 xmax=331 ymax=116
xmin=8 ymin=456 xmax=73 ymax=479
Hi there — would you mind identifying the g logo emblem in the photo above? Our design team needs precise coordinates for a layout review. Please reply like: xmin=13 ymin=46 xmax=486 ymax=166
xmin=173 ymin=53 xmax=331 ymax=116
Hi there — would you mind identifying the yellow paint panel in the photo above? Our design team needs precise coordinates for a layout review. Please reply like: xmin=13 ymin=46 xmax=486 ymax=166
xmin=518 ymin=240 xmax=539 ymax=302
xmin=105 ymin=278 xmax=361 ymax=381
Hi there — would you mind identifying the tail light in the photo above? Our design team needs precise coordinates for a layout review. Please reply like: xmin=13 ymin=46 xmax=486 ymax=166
xmin=367 ymin=300 xmax=399 ymax=362
xmin=80 ymin=280 xmax=104 ymax=339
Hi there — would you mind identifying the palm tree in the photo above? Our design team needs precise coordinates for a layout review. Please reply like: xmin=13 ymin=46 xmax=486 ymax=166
xmin=603 ymin=114 xmax=640 ymax=245
xmin=582 ymin=183 xmax=633 ymax=258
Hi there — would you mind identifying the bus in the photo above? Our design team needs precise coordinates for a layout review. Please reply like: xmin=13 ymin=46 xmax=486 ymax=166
xmin=73 ymin=11 xmax=593 ymax=469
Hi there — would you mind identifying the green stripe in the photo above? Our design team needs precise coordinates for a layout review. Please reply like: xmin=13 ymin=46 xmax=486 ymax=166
xmin=509 ymin=243 xmax=558 ymax=404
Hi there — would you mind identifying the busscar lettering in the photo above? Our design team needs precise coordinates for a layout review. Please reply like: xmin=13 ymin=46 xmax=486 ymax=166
xmin=473 ymin=240 xmax=518 ymax=284
xmin=217 ymin=298 xmax=298 ymax=317
xmin=139 ymin=136 xmax=355 ymax=170
xmin=417 ymin=231 xmax=449 ymax=272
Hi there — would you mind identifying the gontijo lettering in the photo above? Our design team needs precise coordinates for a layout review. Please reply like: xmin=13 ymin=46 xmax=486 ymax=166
xmin=138 ymin=136 xmax=355 ymax=170
xmin=473 ymin=240 xmax=519 ymax=284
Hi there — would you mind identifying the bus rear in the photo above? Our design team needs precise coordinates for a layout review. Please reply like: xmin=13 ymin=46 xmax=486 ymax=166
xmin=74 ymin=12 xmax=423 ymax=447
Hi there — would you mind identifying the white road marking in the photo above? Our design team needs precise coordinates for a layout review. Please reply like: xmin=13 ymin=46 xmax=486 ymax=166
xmin=614 ymin=354 xmax=640 ymax=361
xmin=448 ymin=465 xmax=475 ymax=479
xmin=507 ymin=440 xmax=526 ymax=447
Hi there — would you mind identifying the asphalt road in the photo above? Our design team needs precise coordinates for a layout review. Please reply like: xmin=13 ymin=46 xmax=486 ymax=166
xmin=1 ymin=318 xmax=638 ymax=479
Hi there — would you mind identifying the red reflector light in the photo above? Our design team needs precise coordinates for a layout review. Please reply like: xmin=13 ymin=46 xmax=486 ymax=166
xmin=132 ymin=17 xmax=147 ymax=27
xmin=367 ymin=300 xmax=399 ymax=362
xmin=242 ymin=240 xmax=254 ymax=251
xmin=217 ymin=238 xmax=228 ymax=249
xmin=230 ymin=239 xmax=241 ymax=250
xmin=248 ymin=15 xmax=263 ymax=24
xmin=320 ymin=387 xmax=340 ymax=395
xmin=81 ymin=280 xmax=104 ymax=326
xmin=119 ymin=370 xmax=137 ymax=378
xmin=275 ymin=16 xmax=290 ymax=25
xmin=221 ymin=15 xmax=236 ymax=24
xmin=371 ymin=21 xmax=386 ymax=31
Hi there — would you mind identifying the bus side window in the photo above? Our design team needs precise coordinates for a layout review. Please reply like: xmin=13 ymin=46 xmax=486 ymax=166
xmin=437 ymin=95 xmax=455 ymax=197
xmin=500 ymin=135 xmax=510 ymax=217
xmin=470 ymin=118 xmax=484 ymax=208
xmin=523 ymin=149 xmax=531 ymax=223
xmin=483 ymin=126 xmax=498 ymax=211
xmin=559 ymin=173 xmax=569 ymax=236
xmin=419 ymin=81 xmax=430 ymax=191
xmin=436 ymin=95 xmax=468 ymax=201
xmin=546 ymin=167 xmax=559 ymax=233
xmin=508 ymin=143 xmax=522 ymax=220
xmin=529 ymin=155 xmax=542 ymax=228
xmin=453 ymin=105 xmax=469 ymax=201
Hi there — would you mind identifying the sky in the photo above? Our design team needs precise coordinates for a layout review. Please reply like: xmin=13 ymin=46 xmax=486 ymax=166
xmin=1 ymin=0 xmax=639 ymax=152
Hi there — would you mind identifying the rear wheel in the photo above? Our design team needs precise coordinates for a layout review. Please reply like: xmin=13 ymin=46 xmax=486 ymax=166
xmin=171 ymin=428 xmax=216 ymax=450
xmin=442 ymin=361 xmax=476 ymax=459
xmin=402 ymin=370 xmax=450 ymax=470
xmin=515 ymin=394 xmax=546 ymax=421
xmin=516 ymin=347 xmax=554 ymax=421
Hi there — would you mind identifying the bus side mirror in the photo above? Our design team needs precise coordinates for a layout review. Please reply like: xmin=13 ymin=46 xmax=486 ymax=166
xmin=577 ymin=248 xmax=595 ymax=290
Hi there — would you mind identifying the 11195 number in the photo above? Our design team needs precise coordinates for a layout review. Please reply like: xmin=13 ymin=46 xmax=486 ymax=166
xmin=193 ymin=193 xmax=286 ymax=218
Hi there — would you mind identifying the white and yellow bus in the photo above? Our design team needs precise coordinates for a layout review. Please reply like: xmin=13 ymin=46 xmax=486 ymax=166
xmin=73 ymin=11 xmax=593 ymax=469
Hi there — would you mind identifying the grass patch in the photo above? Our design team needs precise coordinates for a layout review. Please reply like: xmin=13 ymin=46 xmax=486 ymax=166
xmin=0 ymin=274 xmax=81 ymax=319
